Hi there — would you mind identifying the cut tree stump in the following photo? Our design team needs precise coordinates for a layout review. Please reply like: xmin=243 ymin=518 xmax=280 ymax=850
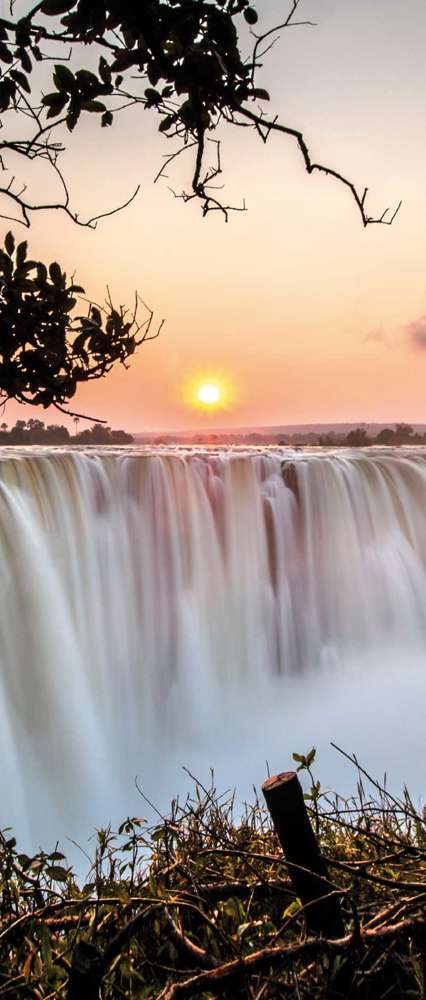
xmin=262 ymin=771 xmax=344 ymax=938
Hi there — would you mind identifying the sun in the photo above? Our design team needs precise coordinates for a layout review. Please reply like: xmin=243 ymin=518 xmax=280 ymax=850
xmin=182 ymin=372 xmax=236 ymax=413
xmin=197 ymin=383 xmax=221 ymax=406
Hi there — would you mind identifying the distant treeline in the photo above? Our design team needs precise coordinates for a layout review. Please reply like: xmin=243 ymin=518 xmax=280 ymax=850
xmin=0 ymin=420 xmax=422 ymax=448
xmin=150 ymin=423 xmax=425 ymax=447
xmin=0 ymin=419 xmax=134 ymax=445
xmin=318 ymin=423 xmax=424 ymax=447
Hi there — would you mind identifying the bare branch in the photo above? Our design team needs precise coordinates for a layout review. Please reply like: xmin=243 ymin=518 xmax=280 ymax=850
xmin=232 ymin=104 xmax=402 ymax=227
xmin=156 ymin=915 xmax=426 ymax=1000
xmin=0 ymin=167 xmax=141 ymax=228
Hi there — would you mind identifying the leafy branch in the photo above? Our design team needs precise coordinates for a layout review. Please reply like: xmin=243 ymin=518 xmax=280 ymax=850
xmin=0 ymin=231 xmax=163 ymax=417
xmin=0 ymin=0 xmax=402 ymax=226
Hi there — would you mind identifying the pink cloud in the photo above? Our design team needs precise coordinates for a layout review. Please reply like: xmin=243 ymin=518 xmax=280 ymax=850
xmin=404 ymin=316 xmax=426 ymax=351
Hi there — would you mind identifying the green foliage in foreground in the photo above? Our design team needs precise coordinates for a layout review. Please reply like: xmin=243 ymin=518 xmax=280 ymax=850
xmin=1 ymin=752 xmax=426 ymax=999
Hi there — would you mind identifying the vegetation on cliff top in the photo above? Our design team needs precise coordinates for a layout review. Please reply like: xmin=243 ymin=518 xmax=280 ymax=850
xmin=1 ymin=751 xmax=425 ymax=998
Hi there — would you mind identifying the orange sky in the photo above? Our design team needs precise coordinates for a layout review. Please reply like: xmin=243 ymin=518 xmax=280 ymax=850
xmin=2 ymin=0 xmax=426 ymax=432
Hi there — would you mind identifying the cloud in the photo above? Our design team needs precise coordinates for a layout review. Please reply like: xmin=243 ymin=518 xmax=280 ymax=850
xmin=365 ymin=327 xmax=390 ymax=347
xmin=404 ymin=315 xmax=426 ymax=351
xmin=364 ymin=313 xmax=426 ymax=354
xmin=365 ymin=317 xmax=426 ymax=352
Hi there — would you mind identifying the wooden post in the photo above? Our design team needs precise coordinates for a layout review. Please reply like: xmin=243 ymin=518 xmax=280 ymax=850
xmin=262 ymin=771 xmax=344 ymax=938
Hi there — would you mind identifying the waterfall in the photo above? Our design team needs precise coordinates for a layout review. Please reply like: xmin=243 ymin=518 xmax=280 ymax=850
xmin=0 ymin=446 xmax=425 ymax=848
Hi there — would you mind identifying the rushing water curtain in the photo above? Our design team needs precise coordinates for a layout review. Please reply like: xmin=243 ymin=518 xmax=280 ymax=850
xmin=0 ymin=447 xmax=425 ymax=839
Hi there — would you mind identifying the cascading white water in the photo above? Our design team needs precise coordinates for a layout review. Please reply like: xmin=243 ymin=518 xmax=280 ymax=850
xmin=0 ymin=446 xmax=425 ymax=849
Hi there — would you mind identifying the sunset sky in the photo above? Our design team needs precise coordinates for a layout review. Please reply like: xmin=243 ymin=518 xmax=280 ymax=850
xmin=3 ymin=0 xmax=426 ymax=432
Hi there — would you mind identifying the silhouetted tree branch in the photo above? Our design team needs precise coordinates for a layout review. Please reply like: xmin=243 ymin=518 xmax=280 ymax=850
xmin=0 ymin=231 xmax=163 ymax=417
xmin=0 ymin=0 xmax=401 ymax=411
xmin=0 ymin=0 xmax=401 ymax=227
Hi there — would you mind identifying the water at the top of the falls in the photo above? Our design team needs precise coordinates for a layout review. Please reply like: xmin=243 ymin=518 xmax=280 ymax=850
xmin=0 ymin=445 xmax=425 ymax=856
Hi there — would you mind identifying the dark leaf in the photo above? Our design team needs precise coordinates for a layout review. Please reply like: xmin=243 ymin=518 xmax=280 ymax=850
xmin=53 ymin=63 xmax=75 ymax=92
xmin=4 ymin=232 xmax=15 ymax=256
xmin=46 ymin=97 xmax=67 ymax=118
xmin=15 ymin=17 xmax=31 ymax=47
xmin=76 ymin=68 xmax=101 ymax=90
xmin=40 ymin=0 xmax=76 ymax=14
xmin=16 ymin=241 xmax=28 ymax=268
xmin=37 ymin=263 xmax=48 ymax=283
xmin=10 ymin=69 xmax=31 ymax=93
xmin=46 ymin=865 xmax=69 ymax=881
xmin=49 ymin=262 xmax=63 ymax=285
xmin=0 ymin=82 xmax=11 ymax=112
xmin=18 ymin=47 xmax=32 ymax=73
xmin=0 ymin=42 xmax=13 ymax=64
xmin=66 ymin=109 xmax=79 ymax=131
xmin=81 ymin=100 xmax=106 ymax=112
xmin=98 ymin=56 xmax=111 ymax=85
xmin=244 ymin=7 xmax=258 ymax=24
xmin=144 ymin=87 xmax=161 ymax=104
xmin=110 ymin=50 xmax=138 ymax=72
xmin=41 ymin=91 xmax=68 ymax=108
xmin=90 ymin=306 xmax=102 ymax=326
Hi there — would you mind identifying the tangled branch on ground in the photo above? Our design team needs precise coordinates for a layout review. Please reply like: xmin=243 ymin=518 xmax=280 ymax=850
xmin=1 ymin=751 xmax=425 ymax=998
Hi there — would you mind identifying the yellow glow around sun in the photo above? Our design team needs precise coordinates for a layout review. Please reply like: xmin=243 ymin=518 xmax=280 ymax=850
xmin=183 ymin=373 xmax=236 ymax=412
xmin=197 ymin=383 xmax=220 ymax=406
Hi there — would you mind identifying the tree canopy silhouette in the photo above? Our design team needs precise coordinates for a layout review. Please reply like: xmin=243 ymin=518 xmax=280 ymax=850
xmin=0 ymin=0 xmax=401 ymax=414
xmin=0 ymin=0 xmax=401 ymax=226
xmin=0 ymin=232 xmax=161 ymax=417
